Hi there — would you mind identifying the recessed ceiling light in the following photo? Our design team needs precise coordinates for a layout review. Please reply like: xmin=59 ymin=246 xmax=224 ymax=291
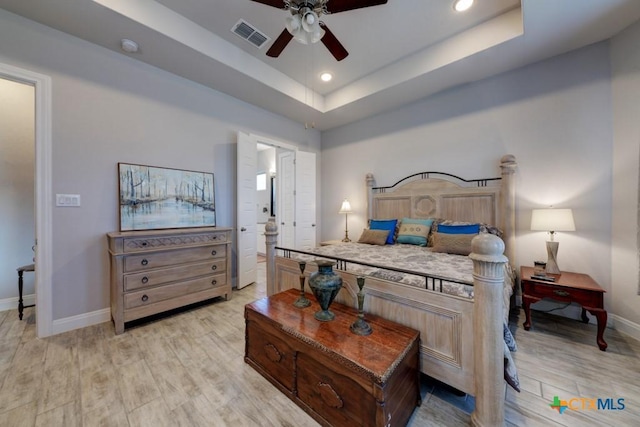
xmin=320 ymin=72 xmax=333 ymax=82
xmin=453 ymin=0 xmax=474 ymax=12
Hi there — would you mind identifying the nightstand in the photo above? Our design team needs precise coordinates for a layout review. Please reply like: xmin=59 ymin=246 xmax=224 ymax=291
xmin=520 ymin=266 xmax=607 ymax=351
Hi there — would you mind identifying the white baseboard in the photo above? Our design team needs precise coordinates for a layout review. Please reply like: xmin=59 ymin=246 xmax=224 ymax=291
xmin=52 ymin=308 xmax=111 ymax=335
xmin=611 ymin=314 xmax=640 ymax=342
xmin=1 ymin=294 xmax=109 ymax=334
xmin=0 ymin=294 xmax=36 ymax=312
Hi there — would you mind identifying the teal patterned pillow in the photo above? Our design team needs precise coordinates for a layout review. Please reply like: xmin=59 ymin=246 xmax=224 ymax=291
xmin=396 ymin=218 xmax=434 ymax=246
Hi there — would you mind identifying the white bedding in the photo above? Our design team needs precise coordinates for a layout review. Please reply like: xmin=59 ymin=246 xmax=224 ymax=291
xmin=286 ymin=242 xmax=514 ymax=302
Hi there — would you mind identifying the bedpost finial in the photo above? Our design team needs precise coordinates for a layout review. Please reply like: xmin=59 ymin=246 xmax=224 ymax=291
xmin=500 ymin=154 xmax=517 ymax=170
xmin=265 ymin=219 xmax=278 ymax=233
xmin=470 ymin=233 xmax=507 ymax=264
xmin=366 ymin=173 xmax=375 ymax=187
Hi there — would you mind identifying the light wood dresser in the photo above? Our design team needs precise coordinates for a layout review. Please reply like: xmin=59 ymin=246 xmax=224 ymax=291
xmin=107 ymin=227 xmax=232 ymax=334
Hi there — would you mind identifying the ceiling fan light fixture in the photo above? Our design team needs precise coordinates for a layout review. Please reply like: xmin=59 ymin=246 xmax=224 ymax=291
xmin=453 ymin=0 xmax=474 ymax=12
xmin=285 ymin=14 xmax=301 ymax=33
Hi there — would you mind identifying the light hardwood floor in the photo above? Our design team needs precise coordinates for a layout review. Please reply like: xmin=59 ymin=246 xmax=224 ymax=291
xmin=1 ymin=263 xmax=639 ymax=426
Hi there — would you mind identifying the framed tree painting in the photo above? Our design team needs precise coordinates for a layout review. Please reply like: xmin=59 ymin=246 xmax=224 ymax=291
xmin=118 ymin=163 xmax=216 ymax=231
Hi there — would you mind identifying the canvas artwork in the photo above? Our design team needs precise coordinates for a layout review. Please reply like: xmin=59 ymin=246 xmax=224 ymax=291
xmin=119 ymin=163 xmax=216 ymax=231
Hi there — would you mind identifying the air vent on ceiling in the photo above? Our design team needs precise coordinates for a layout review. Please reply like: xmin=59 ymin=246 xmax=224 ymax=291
xmin=231 ymin=19 xmax=271 ymax=49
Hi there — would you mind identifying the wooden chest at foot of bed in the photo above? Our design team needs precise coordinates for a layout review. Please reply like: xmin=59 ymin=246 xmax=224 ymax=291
xmin=244 ymin=289 xmax=421 ymax=427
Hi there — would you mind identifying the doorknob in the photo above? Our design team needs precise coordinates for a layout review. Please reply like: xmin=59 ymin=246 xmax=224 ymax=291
xmin=240 ymin=227 xmax=247 ymax=231
xmin=281 ymin=222 xmax=285 ymax=225
xmin=312 ymin=224 xmax=316 ymax=227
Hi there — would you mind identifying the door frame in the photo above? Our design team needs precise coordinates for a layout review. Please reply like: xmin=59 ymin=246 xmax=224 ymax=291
xmin=0 ymin=62 xmax=53 ymax=338
xmin=252 ymin=134 xmax=297 ymax=247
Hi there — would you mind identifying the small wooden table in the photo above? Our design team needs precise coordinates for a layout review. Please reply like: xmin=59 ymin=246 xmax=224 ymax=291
xmin=17 ymin=263 xmax=35 ymax=320
xmin=521 ymin=266 xmax=607 ymax=351
xmin=245 ymin=289 xmax=421 ymax=427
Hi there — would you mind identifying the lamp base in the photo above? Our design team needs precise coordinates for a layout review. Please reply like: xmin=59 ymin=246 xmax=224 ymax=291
xmin=545 ymin=241 xmax=560 ymax=274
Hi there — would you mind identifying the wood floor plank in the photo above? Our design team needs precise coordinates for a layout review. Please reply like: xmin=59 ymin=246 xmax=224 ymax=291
xmin=79 ymin=365 xmax=124 ymax=415
xmin=35 ymin=400 xmax=81 ymax=427
xmin=116 ymin=359 xmax=161 ymax=413
xmin=0 ymin=401 xmax=37 ymax=427
xmin=37 ymin=361 xmax=80 ymax=415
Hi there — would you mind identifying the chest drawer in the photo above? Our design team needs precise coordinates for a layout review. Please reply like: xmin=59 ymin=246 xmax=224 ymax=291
xmin=297 ymin=352 xmax=376 ymax=426
xmin=124 ymin=273 xmax=226 ymax=309
xmin=245 ymin=320 xmax=295 ymax=392
xmin=122 ymin=230 xmax=228 ymax=253
xmin=124 ymin=245 xmax=225 ymax=272
xmin=124 ymin=259 xmax=226 ymax=291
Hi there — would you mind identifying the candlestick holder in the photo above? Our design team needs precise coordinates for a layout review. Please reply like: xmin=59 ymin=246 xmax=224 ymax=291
xmin=293 ymin=261 xmax=311 ymax=308
xmin=350 ymin=276 xmax=372 ymax=336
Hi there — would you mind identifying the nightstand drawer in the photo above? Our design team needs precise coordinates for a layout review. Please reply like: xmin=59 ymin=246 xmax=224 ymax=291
xmin=522 ymin=281 xmax=602 ymax=306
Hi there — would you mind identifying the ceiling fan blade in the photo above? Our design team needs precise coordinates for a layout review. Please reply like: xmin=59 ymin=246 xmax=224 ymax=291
xmin=325 ymin=0 xmax=388 ymax=14
xmin=266 ymin=29 xmax=294 ymax=57
xmin=319 ymin=23 xmax=348 ymax=61
xmin=249 ymin=0 xmax=286 ymax=9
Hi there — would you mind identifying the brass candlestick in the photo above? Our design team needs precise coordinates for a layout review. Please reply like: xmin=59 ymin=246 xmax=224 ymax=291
xmin=350 ymin=276 xmax=372 ymax=336
xmin=293 ymin=261 xmax=311 ymax=308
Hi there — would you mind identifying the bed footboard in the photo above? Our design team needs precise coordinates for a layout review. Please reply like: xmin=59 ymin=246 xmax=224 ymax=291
xmin=265 ymin=221 xmax=507 ymax=426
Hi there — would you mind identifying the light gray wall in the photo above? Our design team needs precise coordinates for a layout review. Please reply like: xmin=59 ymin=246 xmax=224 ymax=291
xmin=611 ymin=20 xmax=640 ymax=327
xmin=322 ymin=43 xmax=614 ymax=315
xmin=0 ymin=78 xmax=35 ymax=300
xmin=0 ymin=9 xmax=320 ymax=320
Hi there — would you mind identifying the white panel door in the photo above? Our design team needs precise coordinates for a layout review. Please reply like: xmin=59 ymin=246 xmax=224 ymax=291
xmin=277 ymin=149 xmax=295 ymax=248
xmin=295 ymin=150 xmax=316 ymax=250
xmin=236 ymin=132 xmax=257 ymax=289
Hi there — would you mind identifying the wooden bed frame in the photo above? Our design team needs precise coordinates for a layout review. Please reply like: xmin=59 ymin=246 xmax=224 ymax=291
xmin=265 ymin=155 xmax=517 ymax=427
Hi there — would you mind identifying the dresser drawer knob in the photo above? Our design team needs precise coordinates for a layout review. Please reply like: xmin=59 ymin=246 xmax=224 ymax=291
xmin=141 ymin=242 xmax=148 ymax=247
xmin=211 ymin=265 xmax=217 ymax=271
xmin=141 ymin=276 xmax=149 ymax=284
xmin=211 ymin=250 xmax=217 ymax=256
xmin=141 ymin=259 xmax=149 ymax=266
xmin=211 ymin=279 xmax=217 ymax=286
xmin=554 ymin=290 xmax=570 ymax=297
xmin=141 ymin=294 xmax=149 ymax=302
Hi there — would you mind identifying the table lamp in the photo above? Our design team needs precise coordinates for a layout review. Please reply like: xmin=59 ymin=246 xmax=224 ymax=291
xmin=530 ymin=208 xmax=575 ymax=274
xmin=339 ymin=199 xmax=352 ymax=242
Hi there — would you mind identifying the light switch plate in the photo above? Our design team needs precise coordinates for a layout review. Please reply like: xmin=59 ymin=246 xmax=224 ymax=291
xmin=56 ymin=194 xmax=81 ymax=207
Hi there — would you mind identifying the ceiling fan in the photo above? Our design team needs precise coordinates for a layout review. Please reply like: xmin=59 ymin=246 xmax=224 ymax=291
xmin=250 ymin=0 xmax=388 ymax=61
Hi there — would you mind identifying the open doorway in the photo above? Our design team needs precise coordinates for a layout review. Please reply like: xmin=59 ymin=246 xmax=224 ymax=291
xmin=0 ymin=78 xmax=35 ymax=318
xmin=0 ymin=62 xmax=53 ymax=338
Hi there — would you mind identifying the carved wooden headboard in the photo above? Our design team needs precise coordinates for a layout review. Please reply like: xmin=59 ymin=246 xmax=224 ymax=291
xmin=366 ymin=155 xmax=517 ymax=263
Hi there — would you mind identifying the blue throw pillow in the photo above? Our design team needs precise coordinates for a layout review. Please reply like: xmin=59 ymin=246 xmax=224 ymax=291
xmin=438 ymin=223 xmax=480 ymax=234
xmin=396 ymin=218 xmax=434 ymax=246
xmin=369 ymin=219 xmax=398 ymax=244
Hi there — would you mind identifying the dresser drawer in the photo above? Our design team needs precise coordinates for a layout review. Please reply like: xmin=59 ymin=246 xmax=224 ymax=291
xmin=124 ymin=259 xmax=226 ymax=291
xmin=124 ymin=273 xmax=226 ymax=309
xmin=245 ymin=322 xmax=295 ymax=392
xmin=124 ymin=245 xmax=225 ymax=272
xmin=122 ymin=231 xmax=228 ymax=253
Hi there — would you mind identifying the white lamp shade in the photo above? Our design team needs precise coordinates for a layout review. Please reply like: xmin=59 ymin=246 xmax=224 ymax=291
xmin=339 ymin=199 xmax=352 ymax=214
xmin=530 ymin=208 xmax=575 ymax=232
xmin=286 ymin=15 xmax=301 ymax=34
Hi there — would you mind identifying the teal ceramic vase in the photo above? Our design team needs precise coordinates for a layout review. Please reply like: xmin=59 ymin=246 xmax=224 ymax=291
xmin=308 ymin=260 xmax=343 ymax=321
